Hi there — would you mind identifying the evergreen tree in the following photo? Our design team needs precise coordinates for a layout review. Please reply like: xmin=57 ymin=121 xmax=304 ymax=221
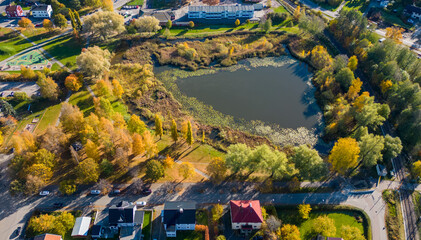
xmin=68 ymin=10 xmax=77 ymax=29
xmin=170 ymin=119 xmax=178 ymax=143
xmin=74 ymin=10 xmax=82 ymax=30
xmin=154 ymin=114 xmax=163 ymax=139
xmin=186 ymin=121 xmax=194 ymax=146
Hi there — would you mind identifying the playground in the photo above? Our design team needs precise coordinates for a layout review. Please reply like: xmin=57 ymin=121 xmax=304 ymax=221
xmin=1 ymin=50 xmax=51 ymax=71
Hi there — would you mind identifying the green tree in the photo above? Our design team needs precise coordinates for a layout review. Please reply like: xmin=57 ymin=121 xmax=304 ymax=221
xmin=170 ymin=119 xmax=178 ymax=143
xmin=100 ymin=159 xmax=114 ymax=177
xmin=281 ymin=224 xmax=301 ymax=240
xmin=341 ymin=225 xmax=365 ymax=240
xmin=216 ymin=236 xmax=226 ymax=240
xmin=186 ymin=121 xmax=194 ymax=146
xmin=69 ymin=0 xmax=81 ymax=10
xmin=69 ymin=9 xmax=77 ymax=29
xmin=262 ymin=18 xmax=272 ymax=32
xmin=128 ymin=114 xmax=146 ymax=134
xmin=75 ymin=158 xmax=99 ymax=184
xmin=328 ymin=138 xmax=360 ymax=175
xmin=59 ymin=180 xmax=77 ymax=195
xmin=298 ymin=204 xmax=311 ymax=220
xmin=93 ymin=97 xmax=114 ymax=117
xmin=166 ymin=19 xmax=172 ymax=29
xmin=53 ymin=13 xmax=68 ymax=28
xmin=312 ymin=215 xmax=336 ymax=237
xmin=353 ymin=92 xmax=390 ymax=129
xmin=291 ymin=145 xmax=327 ymax=181
xmin=154 ymin=114 xmax=163 ymax=139
xmin=382 ymin=135 xmax=402 ymax=161
xmin=335 ymin=67 xmax=355 ymax=91
xmin=225 ymin=143 xmax=252 ymax=174
xmin=358 ymin=134 xmax=385 ymax=167
xmin=76 ymin=46 xmax=111 ymax=77
xmin=145 ymin=160 xmax=164 ymax=181
xmin=132 ymin=16 xmax=161 ymax=33
xmin=83 ymin=11 xmax=125 ymax=39
xmin=250 ymin=145 xmax=296 ymax=178
xmin=53 ymin=212 xmax=75 ymax=236
xmin=211 ymin=204 xmax=224 ymax=223
xmin=74 ymin=10 xmax=82 ymax=30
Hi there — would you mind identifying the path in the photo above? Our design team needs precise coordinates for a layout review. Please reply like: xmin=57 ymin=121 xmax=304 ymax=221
xmin=174 ymin=159 xmax=210 ymax=179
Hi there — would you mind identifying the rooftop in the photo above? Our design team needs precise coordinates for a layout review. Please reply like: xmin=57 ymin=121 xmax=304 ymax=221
xmin=230 ymin=200 xmax=263 ymax=223
xmin=34 ymin=233 xmax=62 ymax=240
xmin=164 ymin=201 xmax=197 ymax=210
xmin=189 ymin=5 xmax=254 ymax=12
xmin=32 ymin=5 xmax=50 ymax=11
xmin=71 ymin=216 xmax=91 ymax=237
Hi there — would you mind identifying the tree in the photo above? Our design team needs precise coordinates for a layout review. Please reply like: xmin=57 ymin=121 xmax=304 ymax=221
xmin=235 ymin=19 xmax=240 ymax=26
xmin=251 ymin=145 xmax=296 ymax=178
xmin=186 ymin=121 xmax=194 ymax=146
xmin=170 ymin=119 xmax=178 ymax=143
xmin=18 ymin=17 xmax=33 ymax=28
xmin=189 ymin=21 xmax=195 ymax=28
xmin=28 ymin=214 xmax=56 ymax=236
xmin=112 ymin=79 xmax=124 ymax=99
xmin=128 ymin=114 xmax=146 ymax=134
xmin=293 ymin=6 xmax=301 ymax=21
xmin=262 ymin=18 xmax=272 ymax=32
xmin=102 ymin=0 xmax=114 ymax=11
xmin=386 ymin=27 xmax=404 ymax=43
xmin=95 ymin=79 xmax=113 ymax=98
xmin=0 ymin=99 xmax=16 ymax=116
xmin=76 ymin=46 xmax=112 ymax=77
xmin=216 ymin=236 xmax=226 ymax=240
xmin=27 ymin=164 xmax=53 ymax=182
xmin=53 ymin=14 xmax=68 ymax=28
xmin=0 ymin=131 xmax=3 ymax=146
xmin=225 ymin=143 xmax=252 ymax=174
xmin=37 ymin=76 xmax=59 ymax=100
xmin=382 ymin=135 xmax=402 ymax=161
xmin=312 ymin=215 xmax=336 ymax=237
xmin=298 ymin=204 xmax=311 ymax=220
xmin=33 ymin=148 xmax=56 ymax=169
xmin=162 ymin=155 xmax=174 ymax=169
xmin=179 ymin=162 xmax=194 ymax=179
xmin=25 ymin=175 xmax=45 ymax=195
xmin=132 ymin=133 xmax=145 ymax=156
xmin=132 ymin=16 xmax=161 ymax=33
xmin=353 ymin=92 xmax=390 ymax=129
xmin=203 ymin=0 xmax=220 ymax=5
xmin=328 ymin=138 xmax=360 ymax=175
xmin=166 ymin=20 xmax=172 ymax=29
xmin=43 ymin=19 xmax=54 ymax=31
xmin=74 ymin=10 xmax=82 ymax=30
xmin=358 ymin=134 xmax=385 ymax=167
xmin=154 ymin=114 xmax=163 ymax=139
xmin=280 ymin=224 xmax=301 ymax=240
xmin=413 ymin=161 xmax=421 ymax=178
xmin=59 ymin=180 xmax=77 ymax=195
xmin=65 ymin=74 xmax=83 ymax=91
xmin=145 ymin=160 xmax=164 ymax=181
xmin=21 ymin=65 xmax=36 ymax=80
xmin=348 ymin=55 xmax=358 ymax=71
xmin=69 ymin=0 xmax=81 ymax=10
xmin=211 ymin=204 xmax=224 ymax=223
xmin=53 ymin=212 xmax=75 ymax=236
xmin=298 ymin=14 xmax=325 ymax=34
xmin=85 ymin=139 xmax=101 ymax=161
xmin=206 ymin=157 xmax=227 ymax=183
xmin=95 ymin=179 xmax=112 ymax=194
xmin=69 ymin=9 xmax=77 ymax=29
xmin=93 ymin=97 xmax=114 ymax=117
xmin=143 ymin=130 xmax=158 ymax=158
xmin=341 ymin=225 xmax=365 ymax=240
xmin=75 ymin=158 xmax=99 ymax=184
xmin=291 ymin=145 xmax=327 ymax=181
xmin=346 ymin=77 xmax=363 ymax=100
xmin=335 ymin=67 xmax=355 ymax=91
xmin=38 ymin=126 xmax=68 ymax=155
xmin=100 ymin=159 xmax=114 ymax=177
xmin=311 ymin=45 xmax=332 ymax=70
xmin=83 ymin=11 xmax=125 ymax=39
xmin=60 ymin=102 xmax=84 ymax=133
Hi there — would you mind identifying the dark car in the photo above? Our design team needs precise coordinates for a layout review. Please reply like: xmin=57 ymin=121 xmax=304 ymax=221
xmin=53 ymin=202 xmax=64 ymax=208
xmin=14 ymin=227 xmax=21 ymax=237
xmin=142 ymin=188 xmax=152 ymax=195
xmin=111 ymin=189 xmax=121 ymax=195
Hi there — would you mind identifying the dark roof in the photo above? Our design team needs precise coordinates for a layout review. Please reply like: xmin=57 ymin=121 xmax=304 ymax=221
xmin=32 ymin=5 xmax=50 ymax=11
xmin=91 ymin=225 xmax=102 ymax=236
xmin=145 ymin=11 xmax=172 ymax=22
xmin=34 ymin=234 xmax=62 ymax=240
xmin=405 ymin=5 xmax=421 ymax=14
xmin=189 ymin=5 xmax=254 ymax=12
xmin=109 ymin=201 xmax=136 ymax=225
xmin=163 ymin=201 xmax=196 ymax=226
xmin=5 ymin=5 xmax=19 ymax=11
xmin=230 ymin=200 xmax=263 ymax=223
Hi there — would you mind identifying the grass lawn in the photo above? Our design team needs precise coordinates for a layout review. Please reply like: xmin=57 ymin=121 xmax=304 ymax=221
xmin=196 ymin=209 xmax=209 ymax=225
xmin=174 ymin=231 xmax=203 ymax=240
xmin=42 ymin=34 xmax=83 ymax=69
xmin=275 ymin=207 xmax=366 ymax=239
xmin=273 ymin=6 xmax=288 ymax=13
xmin=68 ymin=89 xmax=95 ymax=116
xmin=142 ymin=211 xmax=152 ymax=240
xmin=126 ymin=0 xmax=144 ymax=5
xmin=383 ymin=190 xmax=405 ymax=240
xmin=0 ymin=28 xmax=33 ymax=62
xmin=342 ymin=0 xmax=369 ymax=13
xmin=19 ymin=28 xmax=65 ymax=45
xmin=381 ymin=10 xmax=414 ymax=30
xmin=34 ymin=103 xmax=62 ymax=134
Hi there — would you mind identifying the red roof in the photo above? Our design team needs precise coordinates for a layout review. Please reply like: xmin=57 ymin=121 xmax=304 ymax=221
xmin=34 ymin=233 xmax=62 ymax=240
xmin=5 ymin=5 xmax=18 ymax=11
xmin=230 ymin=200 xmax=263 ymax=223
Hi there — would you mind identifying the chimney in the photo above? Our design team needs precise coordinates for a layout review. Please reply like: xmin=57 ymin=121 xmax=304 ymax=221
xmin=179 ymin=208 xmax=184 ymax=213
xmin=249 ymin=202 xmax=252 ymax=208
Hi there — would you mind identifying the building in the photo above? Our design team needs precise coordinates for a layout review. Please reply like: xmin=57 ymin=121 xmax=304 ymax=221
xmin=34 ymin=233 xmax=63 ymax=240
xmin=91 ymin=225 xmax=102 ymax=238
xmin=162 ymin=201 xmax=197 ymax=237
xmin=5 ymin=5 xmax=24 ymax=18
xmin=404 ymin=5 xmax=421 ymax=20
xmin=71 ymin=216 xmax=91 ymax=238
xmin=188 ymin=5 xmax=254 ymax=20
xmin=144 ymin=11 xmax=175 ymax=26
xmin=31 ymin=5 xmax=52 ymax=18
xmin=230 ymin=200 xmax=263 ymax=233
xmin=109 ymin=201 xmax=138 ymax=227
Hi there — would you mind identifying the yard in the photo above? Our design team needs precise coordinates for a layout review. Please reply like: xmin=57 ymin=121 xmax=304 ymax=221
xmin=41 ymin=34 xmax=83 ymax=69
xmin=142 ymin=211 xmax=152 ymax=240
xmin=342 ymin=0 xmax=370 ymax=13
xmin=0 ymin=28 xmax=33 ymax=62
xmin=126 ymin=0 xmax=144 ymax=6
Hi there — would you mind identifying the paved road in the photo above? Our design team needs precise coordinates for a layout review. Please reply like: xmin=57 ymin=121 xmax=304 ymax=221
xmin=0 ymin=82 xmax=39 ymax=97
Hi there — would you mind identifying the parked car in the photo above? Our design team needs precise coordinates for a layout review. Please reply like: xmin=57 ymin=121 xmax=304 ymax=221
xmin=142 ymin=188 xmax=152 ymax=195
xmin=90 ymin=190 xmax=101 ymax=195
xmin=14 ymin=227 xmax=21 ymax=237
xmin=136 ymin=201 xmax=146 ymax=207
xmin=39 ymin=191 xmax=50 ymax=196
xmin=53 ymin=202 xmax=64 ymax=208
xmin=111 ymin=189 xmax=121 ymax=195
xmin=35 ymin=23 xmax=42 ymax=27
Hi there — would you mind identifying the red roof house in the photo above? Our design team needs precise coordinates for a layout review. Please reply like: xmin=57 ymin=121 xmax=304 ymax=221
xmin=5 ymin=5 xmax=24 ymax=18
xmin=34 ymin=233 xmax=63 ymax=240
xmin=229 ymin=200 xmax=263 ymax=232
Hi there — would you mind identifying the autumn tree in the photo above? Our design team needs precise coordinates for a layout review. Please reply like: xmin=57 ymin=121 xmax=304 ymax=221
xmin=341 ymin=225 xmax=365 ymax=240
xmin=83 ymin=11 xmax=125 ymax=39
xmin=33 ymin=148 xmax=56 ymax=169
xmin=60 ymin=102 xmax=84 ymax=133
xmin=293 ymin=6 xmax=301 ymax=21
xmin=298 ymin=204 xmax=311 ymax=220
xmin=25 ymin=175 xmax=45 ymax=195
xmin=203 ymin=0 xmax=220 ymax=5
xmin=37 ymin=76 xmax=59 ymax=100
xmin=93 ymin=97 xmax=114 ymax=118
xmin=75 ymin=158 xmax=99 ymax=184
xmin=132 ymin=133 xmax=145 ymax=156
xmin=65 ymin=74 xmax=83 ymax=91
xmin=235 ymin=19 xmax=240 ymax=26
xmin=206 ymin=157 xmax=227 ymax=183
xmin=328 ymin=138 xmax=360 ymax=175
xmin=170 ymin=119 xmax=178 ymax=143
xmin=95 ymin=179 xmax=112 ymax=194
xmin=189 ymin=21 xmax=195 ymax=28
xmin=211 ymin=204 xmax=224 ymax=223
xmin=102 ymin=0 xmax=114 ymax=11
xmin=346 ymin=77 xmax=362 ymax=100
xmin=179 ymin=162 xmax=194 ymax=179
xmin=291 ymin=145 xmax=327 ymax=181
xmin=162 ymin=155 xmax=174 ymax=169
xmin=358 ymin=134 xmax=385 ymax=167
xmin=280 ymin=224 xmax=301 ymax=240
xmin=95 ymin=79 xmax=112 ymax=98
xmin=166 ymin=20 xmax=172 ymax=29
xmin=348 ymin=55 xmax=358 ymax=71
xmin=143 ymin=130 xmax=158 ymax=158
xmin=18 ymin=17 xmax=34 ymax=28
xmin=311 ymin=45 xmax=332 ymax=70
xmin=59 ymin=180 xmax=77 ymax=195
xmin=11 ymin=130 xmax=36 ymax=154
xmin=84 ymin=139 xmax=100 ymax=161
xmin=53 ymin=14 xmax=68 ymax=28
xmin=76 ymin=46 xmax=112 ymax=77
xmin=386 ymin=27 xmax=404 ymax=43
xmin=312 ymin=215 xmax=336 ymax=237
xmin=26 ymin=164 xmax=53 ymax=182
xmin=413 ymin=161 xmax=421 ymax=178
xmin=43 ymin=19 xmax=54 ymax=31
xmin=112 ymin=79 xmax=124 ymax=99
xmin=128 ymin=114 xmax=146 ymax=134
xmin=154 ymin=114 xmax=163 ymax=139
xmin=132 ymin=16 xmax=161 ymax=33
xmin=145 ymin=160 xmax=164 ymax=181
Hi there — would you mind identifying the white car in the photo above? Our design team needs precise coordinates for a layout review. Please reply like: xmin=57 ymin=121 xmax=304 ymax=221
xmin=136 ymin=201 xmax=146 ymax=207
xmin=90 ymin=190 xmax=101 ymax=195
xmin=39 ymin=191 xmax=50 ymax=196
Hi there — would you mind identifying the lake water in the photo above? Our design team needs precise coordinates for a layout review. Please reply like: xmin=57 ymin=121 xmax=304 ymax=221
xmin=176 ymin=59 xmax=322 ymax=129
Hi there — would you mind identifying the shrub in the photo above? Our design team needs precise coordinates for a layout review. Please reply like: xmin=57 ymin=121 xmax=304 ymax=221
xmin=267 ymin=12 xmax=288 ymax=24
xmin=13 ymin=92 xmax=28 ymax=101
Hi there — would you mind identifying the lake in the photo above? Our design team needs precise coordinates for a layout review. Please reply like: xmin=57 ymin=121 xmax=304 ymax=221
xmin=176 ymin=59 xmax=322 ymax=129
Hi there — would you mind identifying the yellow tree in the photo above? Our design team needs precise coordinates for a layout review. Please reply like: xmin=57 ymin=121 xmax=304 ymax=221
xmin=413 ymin=161 xmax=421 ymax=178
xmin=84 ymin=139 xmax=100 ymax=161
xmin=280 ymin=224 xmax=301 ymax=240
xmin=162 ymin=155 xmax=174 ymax=169
xmin=43 ymin=19 xmax=54 ymax=31
xmin=235 ymin=19 xmax=240 ymax=26
xmin=211 ymin=204 xmax=224 ymax=223
xmin=112 ymin=79 xmax=124 ymax=99
xmin=170 ymin=119 xmax=178 ymax=143
xmin=311 ymin=45 xmax=332 ymax=70
xmin=346 ymin=77 xmax=362 ymax=100
xmin=18 ymin=17 xmax=34 ymax=28
xmin=298 ymin=204 xmax=311 ymax=220
xmin=26 ymin=164 xmax=53 ymax=182
xmin=102 ymin=0 xmax=114 ymax=11
xmin=179 ymin=162 xmax=194 ymax=179
xmin=206 ymin=157 xmax=227 ymax=183
xmin=0 ymin=131 xmax=3 ymax=146
xmin=312 ymin=215 xmax=336 ymax=237
xmin=186 ymin=121 xmax=194 ymax=146
xmin=347 ymin=55 xmax=358 ymax=71
xmin=293 ymin=6 xmax=301 ymax=21
xmin=328 ymin=138 xmax=360 ymax=175
xmin=128 ymin=114 xmax=146 ymax=134
xmin=380 ymin=80 xmax=393 ymax=94
xmin=386 ymin=27 xmax=404 ymax=43
xmin=132 ymin=133 xmax=145 ymax=156
xmin=65 ymin=74 xmax=83 ymax=91
xmin=143 ymin=130 xmax=158 ymax=158
xmin=154 ymin=114 xmax=163 ymax=139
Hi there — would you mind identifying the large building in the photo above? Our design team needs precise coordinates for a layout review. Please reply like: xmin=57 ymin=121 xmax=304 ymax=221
xmin=188 ymin=5 xmax=254 ymax=20
xmin=5 ymin=5 xmax=24 ymax=18
xmin=109 ymin=201 xmax=137 ymax=227
xmin=71 ymin=217 xmax=91 ymax=238
xmin=230 ymin=200 xmax=263 ymax=233
xmin=162 ymin=201 xmax=197 ymax=237
xmin=31 ymin=5 xmax=52 ymax=18
xmin=404 ymin=5 xmax=421 ymax=20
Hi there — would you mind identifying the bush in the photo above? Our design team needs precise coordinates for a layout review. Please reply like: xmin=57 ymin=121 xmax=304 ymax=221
xmin=13 ymin=92 xmax=28 ymax=101
xmin=267 ymin=12 xmax=288 ymax=24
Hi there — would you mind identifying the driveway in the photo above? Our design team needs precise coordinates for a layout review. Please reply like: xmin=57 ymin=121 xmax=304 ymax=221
xmin=0 ymin=82 xmax=40 ymax=97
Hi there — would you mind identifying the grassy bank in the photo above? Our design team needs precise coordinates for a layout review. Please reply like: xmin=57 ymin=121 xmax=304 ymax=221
xmin=383 ymin=190 xmax=405 ymax=240
xmin=0 ymin=28 xmax=33 ymax=62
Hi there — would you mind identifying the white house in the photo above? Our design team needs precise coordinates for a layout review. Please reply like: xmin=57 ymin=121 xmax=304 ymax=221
xmin=230 ymin=200 xmax=263 ymax=233
xmin=404 ymin=5 xmax=421 ymax=20
xmin=71 ymin=217 xmax=91 ymax=238
xmin=188 ymin=5 xmax=254 ymax=20
xmin=31 ymin=5 xmax=52 ymax=18
xmin=162 ymin=201 xmax=196 ymax=237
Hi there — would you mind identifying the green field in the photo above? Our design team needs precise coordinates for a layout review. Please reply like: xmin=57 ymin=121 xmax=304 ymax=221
xmin=142 ymin=211 xmax=152 ymax=240
xmin=69 ymin=89 xmax=95 ymax=116
xmin=20 ymin=28 xmax=65 ymax=45
xmin=0 ymin=28 xmax=33 ymax=62
xmin=273 ymin=6 xmax=288 ymax=13
xmin=342 ymin=0 xmax=370 ymax=12
xmin=34 ymin=103 xmax=62 ymax=133
xmin=42 ymin=34 xmax=83 ymax=69
xmin=126 ymin=0 xmax=144 ymax=6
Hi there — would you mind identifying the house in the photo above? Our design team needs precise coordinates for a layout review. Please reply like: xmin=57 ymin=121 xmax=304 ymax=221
xmin=230 ymin=200 xmax=263 ymax=233
xmin=71 ymin=216 xmax=91 ymax=238
xmin=144 ymin=11 xmax=175 ymax=26
xmin=34 ymin=233 xmax=63 ymax=240
xmin=31 ymin=5 xmax=52 ymax=18
xmin=162 ymin=201 xmax=197 ymax=237
xmin=404 ymin=5 xmax=421 ymax=20
xmin=5 ymin=5 xmax=24 ymax=18
xmin=109 ymin=201 xmax=138 ymax=227
xmin=376 ymin=164 xmax=387 ymax=177
xmin=188 ymin=5 xmax=254 ymax=21
xmin=91 ymin=225 xmax=102 ymax=239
